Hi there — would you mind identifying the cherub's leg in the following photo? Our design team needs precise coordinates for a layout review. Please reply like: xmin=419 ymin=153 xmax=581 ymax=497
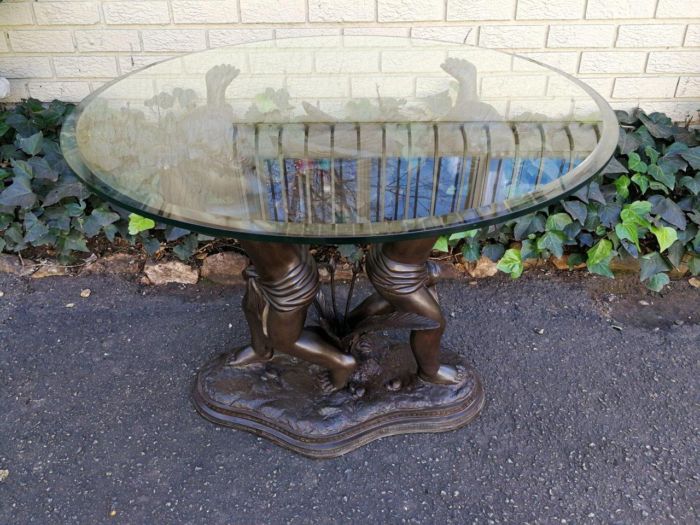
xmin=229 ymin=240 xmax=356 ymax=390
xmin=346 ymin=292 xmax=393 ymax=327
xmin=366 ymin=238 xmax=462 ymax=385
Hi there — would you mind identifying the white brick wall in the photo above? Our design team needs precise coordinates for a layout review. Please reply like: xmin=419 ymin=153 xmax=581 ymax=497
xmin=0 ymin=0 xmax=697 ymax=121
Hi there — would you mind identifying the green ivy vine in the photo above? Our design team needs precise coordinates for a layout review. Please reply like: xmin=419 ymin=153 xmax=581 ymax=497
xmin=0 ymin=99 xmax=698 ymax=291
xmin=434 ymin=109 xmax=700 ymax=291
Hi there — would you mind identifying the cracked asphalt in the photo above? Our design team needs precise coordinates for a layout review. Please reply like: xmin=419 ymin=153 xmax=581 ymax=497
xmin=0 ymin=270 xmax=698 ymax=524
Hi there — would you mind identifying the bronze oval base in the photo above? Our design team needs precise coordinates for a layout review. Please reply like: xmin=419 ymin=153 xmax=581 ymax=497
xmin=192 ymin=344 xmax=485 ymax=459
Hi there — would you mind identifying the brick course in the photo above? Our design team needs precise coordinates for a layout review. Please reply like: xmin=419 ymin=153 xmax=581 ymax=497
xmin=0 ymin=0 xmax=696 ymax=120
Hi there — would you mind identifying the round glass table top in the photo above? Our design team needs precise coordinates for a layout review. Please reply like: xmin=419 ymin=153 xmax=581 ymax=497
xmin=61 ymin=35 xmax=618 ymax=243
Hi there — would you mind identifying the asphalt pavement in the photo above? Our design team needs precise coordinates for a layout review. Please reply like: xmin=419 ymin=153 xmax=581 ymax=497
xmin=0 ymin=270 xmax=697 ymax=524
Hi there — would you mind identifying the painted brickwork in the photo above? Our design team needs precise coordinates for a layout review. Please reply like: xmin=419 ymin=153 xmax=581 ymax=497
xmin=0 ymin=0 xmax=698 ymax=120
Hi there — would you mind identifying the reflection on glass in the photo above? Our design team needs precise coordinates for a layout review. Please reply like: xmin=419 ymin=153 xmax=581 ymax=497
xmin=62 ymin=36 xmax=615 ymax=240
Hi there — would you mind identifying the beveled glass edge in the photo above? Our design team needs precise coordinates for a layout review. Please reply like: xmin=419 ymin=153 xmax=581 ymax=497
xmin=60 ymin=37 xmax=619 ymax=245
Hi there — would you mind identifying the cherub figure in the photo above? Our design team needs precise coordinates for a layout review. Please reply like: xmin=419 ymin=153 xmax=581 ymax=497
xmin=440 ymin=57 xmax=501 ymax=122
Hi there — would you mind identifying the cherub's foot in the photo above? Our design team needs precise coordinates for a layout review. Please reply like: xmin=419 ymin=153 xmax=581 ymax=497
xmin=440 ymin=57 xmax=476 ymax=82
xmin=318 ymin=371 xmax=337 ymax=394
xmin=317 ymin=355 xmax=357 ymax=393
xmin=418 ymin=364 xmax=466 ymax=386
xmin=205 ymin=64 xmax=240 ymax=106
xmin=224 ymin=345 xmax=271 ymax=368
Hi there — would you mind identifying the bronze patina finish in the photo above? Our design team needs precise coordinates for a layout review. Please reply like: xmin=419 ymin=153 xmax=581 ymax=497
xmin=59 ymin=36 xmax=618 ymax=458
xmin=193 ymin=236 xmax=485 ymax=458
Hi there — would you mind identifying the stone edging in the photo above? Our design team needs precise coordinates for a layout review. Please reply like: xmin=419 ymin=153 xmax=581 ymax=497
xmin=0 ymin=252 xmax=692 ymax=286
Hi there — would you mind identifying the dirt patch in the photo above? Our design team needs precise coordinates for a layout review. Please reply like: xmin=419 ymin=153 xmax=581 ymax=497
xmin=585 ymin=273 xmax=700 ymax=329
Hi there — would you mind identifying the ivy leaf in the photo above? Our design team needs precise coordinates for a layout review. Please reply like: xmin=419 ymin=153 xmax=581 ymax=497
xmin=165 ymin=226 xmax=191 ymax=242
xmin=614 ymin=175 xmax=630 ymax=199
xmin=103 ymin=223 xmax=118 ymax=243
xmin=627 ymin=152 xmax=647 ymax=174
xmin=572 ymin=184 xmax=590 ymax=203
xmin=644 ymin=146 xmax=660 ymax=164
xmin=42 ymin=175 xmax=91 ymax=207
xmin=648 ymin=181 xmax=669 ymax=194
xmin=482 ymin=243 xmax=505 ymax=262
xmin=433 ymin=236 xmax=449 ymax=253
xmin=679 ymin=175 xmax=700 ymax=195
xmin=665 ymin=141 xmax=689 ymax=156
xmin=680 ymin=146 xmax=700 ymax=170
xmin=618 ymin=130 xmax=642 ymax=155
xmin=651 ymin=198 xmax=686 ymax=230
xmin=537 ymin=231 xmax=566 ymax=258
xmin=23 ymin=212 xmax=50 ymax=244
xmin=0 ymin=174 xmax=36 ymax=209
xmin=599 ymin=203 xmax=622 ymax=228
xmin=3 ymin=222 xmax=26 ymax=251
xmin=568 ymin=252 xmax=586 ymax=268
xmin=496 ymin=248 xmax=523 ymax=279
xmin=27 ymin=156 xmax=58 ymax=181
xmin=83 ymin=206 xmax=120 ymax=237
xmin=615 ymin=223 xmax=640 ymax=252
xmin=587 ymin=182 xmax=606 ymax=204
xmin=667 ymin=240 xmax=685 ymax=268
xmin=658 ymin=155 xmax=687 ymax=175
xmin=640 ymin=252 xmax=672 ymax=282
xmin=563 ymin=200 xmax=587 ymax=224
xmin=623 ymin=200 xmax=653 ymax=218
xmin=615 ymin=110 xmax=637 ymax=125
xmin=601 ymin=156 xmax=628 ymax=175
xmin=18 ymin=131 xmax=44 ymax=156
xmin=638 ymin=113 xmax=673 ymax=139
xmin=64 ymin=201 xmax=86 ymax=217
xmin=649 ymin=224 xmax=677 ymax=253
xmin=635 ymin=127 xmax=656 ymax=150
xmin=91 ymin=206 xmax=120 ymax=227
xmin=647 ymin=164 xmax=675 ymax=190
xmin=461 ymin=239 xmax=480 ymax=262
xmin=139 ymin=233 xmax=161 ymax=256
xmin=545 ymin=212 xmax=572 ymax=232
xmin=587 ymin=239 xmax=614 ymax=278
xmin=520 ymin=239 xmax=539 ymax=260
xmin=631 ymin=174 xmax=649 ymax=194
xmin=173 ymin=233 xmax=199 ymax=261
xmin=59 ymin=231 xmax=89 ymax=254
xmin=43 ymin=206 xmax=71 ymax=232
xmin=688 ymin=255 xmax=700 ymax=276
xmin=11 ymin=159 xmax=33 ymax=180
xmin=5 ymin=113 xmax=36 ymax=137
xmin=128 ymin=213 xmax=156 ymax=235
xmin=563 ymin=221 xmax=581 ymax=241
xmin=578 ymin=232 xmax=594 ymax=247
xmin=513 ymin=213 xmax=545 ymax=240
xmin=448 ymin=229 xmax=478 ymax=241
xmin=646 ymin=272 xmax=670 ymax=292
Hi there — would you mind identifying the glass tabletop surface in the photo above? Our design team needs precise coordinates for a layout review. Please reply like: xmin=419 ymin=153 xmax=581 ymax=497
xmin=60 ymin=35 xmax=618 ymax=243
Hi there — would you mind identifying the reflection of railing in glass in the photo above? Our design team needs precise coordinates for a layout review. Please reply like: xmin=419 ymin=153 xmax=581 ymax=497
xmin=243 ymin=121 xmax=600 ymax=225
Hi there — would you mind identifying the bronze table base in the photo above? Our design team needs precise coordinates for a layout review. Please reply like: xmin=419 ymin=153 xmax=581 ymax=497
xmin=193 ymin=342 xmax=484 ymax=459
xmin=192 ymin=237 xmax=486 ymax=457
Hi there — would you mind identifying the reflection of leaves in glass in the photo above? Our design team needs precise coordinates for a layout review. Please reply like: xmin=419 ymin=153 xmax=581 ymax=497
xmin=251 ymin=88 xmax=294 ymax=115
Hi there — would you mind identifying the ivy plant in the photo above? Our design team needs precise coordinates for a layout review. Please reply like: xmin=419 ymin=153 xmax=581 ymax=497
xmin=433 ymin=109 xmax=700 ymax=291
xmin=1 ymin=100 xmax=698 ymax=291
xmin=0 ymin=99 xmax=203 ymax=263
